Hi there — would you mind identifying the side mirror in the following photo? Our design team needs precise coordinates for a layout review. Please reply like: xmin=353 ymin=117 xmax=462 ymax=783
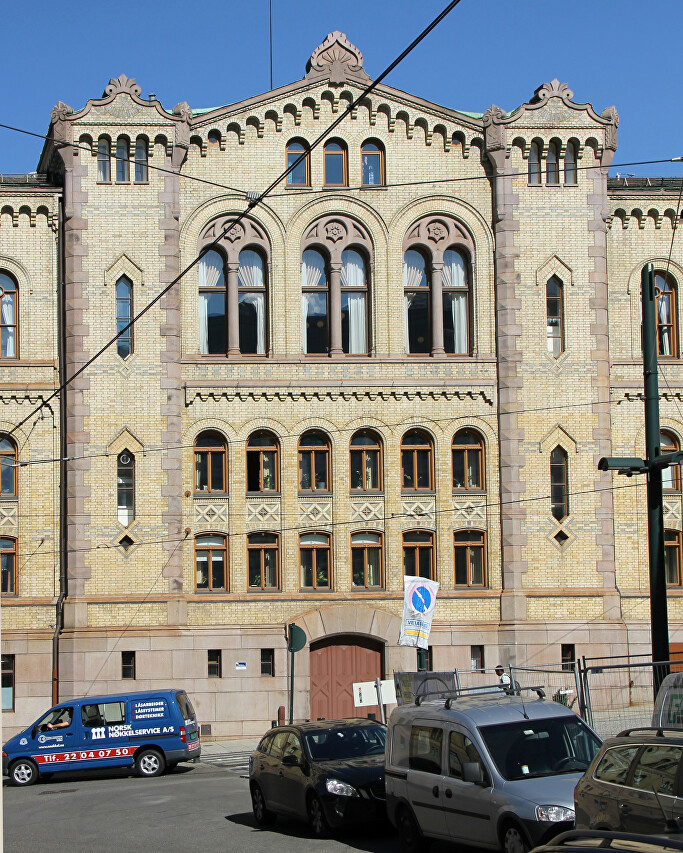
xmin=282 ymin=754 xmax=301 ymax=767
xmin=463 ymin=761 xmax=485 ymax=785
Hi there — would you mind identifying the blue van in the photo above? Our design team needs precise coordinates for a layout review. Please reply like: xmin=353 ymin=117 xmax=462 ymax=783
xmin=2 ymin=689 xmax=201 ymax=786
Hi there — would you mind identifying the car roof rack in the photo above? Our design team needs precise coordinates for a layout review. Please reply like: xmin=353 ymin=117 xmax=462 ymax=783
xmin=412 ymin=684 xmax=546 ymax=707
xmin=546 ymin=829 xmax=683 ymax=852
xmin=616 ymin=726 xmax=683 ymax=739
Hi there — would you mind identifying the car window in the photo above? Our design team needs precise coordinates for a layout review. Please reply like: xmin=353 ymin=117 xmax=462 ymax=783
xmin=270 ymin=731 xmax=289 ymax=760
xmin=449 ymin=730 xmax=487 ymax=782
xmin=284 ymin=733 xmax=303 ymax=763
xmin=81 ymin=702 xmax=125 ymax=727
xmin=304 ymin=725 xmax=385 ymax=760
xmin=594 ymin=746 xmax=639 ymax=784
xmin=175 ymin=691 xmax=196 ymax=721
xmin=257 ymin=733 xmax=274 ymax=754
xmin=631 ymin=745 xmax=683 ymax=796
xmin=409 ymin=725 xmax=442 ymax=774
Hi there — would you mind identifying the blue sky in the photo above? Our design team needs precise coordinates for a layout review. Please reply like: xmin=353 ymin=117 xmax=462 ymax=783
xmin=2 ymin=0 xmax=681 ymax=177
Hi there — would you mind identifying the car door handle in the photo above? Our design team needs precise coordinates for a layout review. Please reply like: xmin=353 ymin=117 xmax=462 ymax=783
xmin=618 ymin=803 xmax=632 ymax=813
xmin=432 ymin=786 xmax=439 ymax=798
xmin=445 ymin=789 xmax=453 ymax=798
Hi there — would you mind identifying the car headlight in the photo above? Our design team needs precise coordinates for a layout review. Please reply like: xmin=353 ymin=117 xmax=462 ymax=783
xmin=536 ymin=805 xmax=575 ymax=822
xmin=326 ymin=778 xmax=359 ymax=797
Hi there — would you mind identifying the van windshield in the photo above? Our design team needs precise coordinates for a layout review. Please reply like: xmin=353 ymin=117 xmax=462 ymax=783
xmin=479 ymin=716 xmax=600 ymax=781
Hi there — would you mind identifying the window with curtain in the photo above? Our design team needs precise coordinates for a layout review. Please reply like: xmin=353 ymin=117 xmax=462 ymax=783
xmin=350 ymin=430 xmax=382 ymax=491
xmin=97 ymin=137 xmax=111 ymax=182
xmin=116 ymin=136 xmax=130 ymax=182
xmin=404 ymin=249 xmax=430 ymax=354
xmin=666 ymin=530 xmax=682 ymax=585
xmin=0 ymin=537 xmax=16 ymax=594
xmin=351 ymin=532 xmax=383 ymax=588
xmin=442 ymin=248 xmax=469 ymax=354
xmin=0 ymin=435 xmax=17 ymax=497
xmin=546 ymin=140 xmax=560 ymax=185
xmin=550 ymin=446 xmax=569 ymax=521
xmin=341 ymin=249 xmax=368 ymax=354
xmin=300 ymin=532 xmax=331 ymax=589
xmin=195 ymin=534 xmax=227 ymax=591
xmin=117 ymin=450 xmax=134 ymax=526
xmin=402 ymin=430 xmax=434 ymax=491
xmin=287 ymin=139 xmax=310 ymax=185
xmin=116 ymin=276 xmax=133 ymax=358
xmin=248 ymin=533 xmax=279 ymax=589
xmin=361 ymin=140 xmax=384 ymax=186
xmin=299 ymin=431 xmax=330 ymax=492
xmin=194 ymin=431 xmax=227 ymax=493
xmin=452 ymin=430 xmax=484 ymax=490
xmin=546 ymin=275 xmax=564 ymax=357
xmin=246 ymin=431 xmax=279 ymax=492
xmin=0 ymin=272 xmax=17 ymax=359
xmin=238 ymin=249 xmax=266 ymax=354
xmin=324 ymin=141 xmax=347 ymax=186
xmin=528 ymin=141 xmax=541 ymax=185
xmin=564 ymin=141 xmax=577 ymax=185
xmin=655 ymin=272 xmax=678 ymax=357
xmin=454 ymin=530 xmax=486 ymax=586
xmin=198 ymin=249 xmax=226 ymax=354
xmin=661 ymin=431 xmax=681 ymax=492
xmin=403 ymin=531 xmax=434 ymax=580
xmin=134 ymin=137 xmax=148 ymax=182
xmin=301 ymin=249 xmax=329 ymax=354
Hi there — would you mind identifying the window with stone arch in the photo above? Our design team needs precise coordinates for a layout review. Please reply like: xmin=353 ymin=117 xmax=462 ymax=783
xmin=351 ymin=531 xmax=383 ymax=588
xmin=454 ymin=529 xmax=487 ymax=587
xmin=116 ymin=136 xmax=130 ymax=182
xmin=301 ymin=216 xmax=372 ymax=356
xmin=0 ymin=434 xmax=17 ymax=497
xmin=1 ymin=536 xmax=16 ymax=595
xmin=546 ymin=275 xmax=564 ymax=357
xmin=452 ymin=429 xmax=485 ymax=491
xmin=350 ymin=429 xmax=383 ymax=492
xmin=324 ymin=140 xmax=348 ymax=186
xmin=246 ymin=430 xmax=279 ymax=492
xmin=117 ymin=450 xmax=134 ymax=526
xmin=403 ymin=216 xmax=474 ymax=356
xmin=661 ymin=430 xmax=681 ymax=492
xmin=298 ymin=430 xmax=331 ymax=492
xmin=286 ymin=138 xmax=311 ymax=186
xmin=134 ymin=136 xmax=148 ymax=183
xmin=197 ymin=216 xmax=270 ymax=356
xmin=654 ymin=271 xmax=678 ymax=358
xmin=195 ymin=533 xmax=228 ymax=591
xmin=403 ymin=530 xmax=435 ymax=580
xmin=116 ymin=275 xmax=133 ymax=358
xmin=0 ymin=271 xmax=18 ymax=359
xmin=528 ymin=140 xmax=541 ymax=185
xmin=546 ymin=139 xmax=560 ymax=186
xmin=97 ymin=136 xmax=111 ymax=182
xmin=401 ymin=429 xmax=434 ymax=491
xmin=248 ymin=532 xmax=280 ymax=590
xmin=550 ymin=446 xmax=569 ymax=522
xmin=361 ymin=139 xmax=385 ymax=186
xmin=564 ymin=140 xmax=577 ymax=185
xmin=194 ymin=431 xmax=227 ymax=493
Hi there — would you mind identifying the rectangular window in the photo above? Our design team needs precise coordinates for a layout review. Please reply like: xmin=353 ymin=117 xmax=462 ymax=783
xmin=561 ymin=644 xmax=575 ymax=672
xmin=208 ymin=649 xmax=222 ymax=678
xmin=121 ymin=651 xmax=136 ymax=680
xmin=416 ymin=647 xmax=433 ymax=672
xmin=666 ymin=530 xmax=682 ymax=585
xmin=408 ymin=725 xmax=442 ymax=774
xmin=2 ymin=653 xmax=14 ymax=710
xmin=261 ymin=648 xmax=275 ymax=677
xmin=470 ymin=645 xmax=485 ymax=671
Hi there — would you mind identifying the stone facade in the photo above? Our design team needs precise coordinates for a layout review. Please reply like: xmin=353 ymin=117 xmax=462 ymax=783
xmin=2 ymin=33 xmax=682 ymax=737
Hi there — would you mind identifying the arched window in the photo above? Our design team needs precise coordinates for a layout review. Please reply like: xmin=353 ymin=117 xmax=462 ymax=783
xmin=116 ymin=276 xmax=133 ymax=359
xmin=404 ymin=249 xmax=430 ymax=354
xmin=550 ymin=446 xmax=569 ymax=521
xmin=454 ymin=530 xmax=486 ymax=586
xmin=207 ymin=130 xmax=221 ymax=147
xmin=248 ymin=532 xmax=279 ymax=589
xmin=287 ymin=139 xmax=310 ymax=186
xmin=194 ymin=431 xmax=227 ymax=493
xmin=97 ymin=137 xmax=111 ymax=182
xmin=0 ymin=272 xmax=18 ymax=359
xmin=324 ymin=141 xmax=347 ymax=186
xmin=661 ymin=431 xmax=681 ymax=492
xmin=452 ymin=430 xmax=484 ymax=490
xmin=401 ymin=430 xmax=434 ymax=491
xmin=546 ymin=275 xmax=564 ymax=357
xmin=198 ymin=249 xmax=226 ymax=355
xmin=361 ymin=140 xmax=384 ymax=186
xmin=134 ymin=137 xmax=148 ymax=183
xmin=246 ymin=431 xmax=279 ymax=492
xmin=238 ymin=249 xmax=266 ymax=355
xmin=528 ymin=141 xmax=541 ymax=185
xmin=116 ymin=136 xmax=130 ymax=182
xmin=655 ymin=272 xmax=678 ymax=357
xmin=341 ymin=249 xmax=368 ymax=354
xmin=443 ymin=249 xmax=469 ymax=354
xmin=301 ymin=249 xmax=328 ymax=354
xmin=0 ymin=537 xmax=16 ymax=594
xmin=564 ymin=141 xmax=577 ymax=185
xmin=351 ymin=531 xmax=383 ymax=588
xmin=299 ymin=431 xmax=330 ymax=492
xmin=117 ymin=450 xmax=134 ymax=526
xmin=403 ymin=531 xmax=435 ymax=579
xmin=546 ymin=140 xmax=560 ymax=185
xmin=300 ymin=532 xmax=331 ymax=589
xmin=195 ymin=534 xmax=227 ymax=591
xmin=350 ymin=430 xmax=382 ymax=491
xmin=0 ymin=435 xmax=17 ymax=496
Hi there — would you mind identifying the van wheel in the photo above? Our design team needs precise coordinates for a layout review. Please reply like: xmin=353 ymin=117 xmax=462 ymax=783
xmin=397 ymin=806 xmax=426 ymax=853
xmin=135 ymin=748 xmax=165 ymax=778
xmin=307 ymin=793 xmax=329 ymax=838
xmin=503 ymin=823 xmax=529 ymax=853
xmin=251 ymin=783 xmax=276 ymax=826
xmin=9 ymin=759 xmax=39 ymax=787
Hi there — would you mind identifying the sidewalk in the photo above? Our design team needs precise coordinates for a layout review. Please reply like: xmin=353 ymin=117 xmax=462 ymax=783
xmin=199 ymin=736 xmax=260 ymax=758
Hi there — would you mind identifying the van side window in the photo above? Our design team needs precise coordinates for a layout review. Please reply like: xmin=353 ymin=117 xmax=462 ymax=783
xmin=409 ymin=725 xmax=442 ymax=774
xmin=449 ymin=731 xmax=487 ymax=782
xmin=391 ymin=722 xmax=411 ymax=768
xmin=594 ymin=746 xmax=639 ymax=785
xmin=630 ymin=745 xmax=682 ymax=795
xmin=81 ymin=702 xmax=125 ymax=727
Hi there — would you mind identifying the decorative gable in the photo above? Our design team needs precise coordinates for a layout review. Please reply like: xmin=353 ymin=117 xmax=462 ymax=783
xmin=305 ymin=31 xmax=370 ymax=86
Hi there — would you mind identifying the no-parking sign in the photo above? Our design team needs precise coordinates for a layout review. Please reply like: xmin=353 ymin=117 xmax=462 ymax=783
xmin=398 ymin=576 xmax=439 ymax=649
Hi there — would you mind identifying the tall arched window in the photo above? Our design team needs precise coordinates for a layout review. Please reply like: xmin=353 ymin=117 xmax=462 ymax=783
xmin=117 ymin=450 xmax=134 ymax=526
xmin=301 ymin=249 xmax=329 ymax=354
xmin=248 ymin=533 xmax=279 ymax=589
xmin=247 ymin=431 xmax=279 ymax=492
xmin=351 ymin=531 xmax=383 ymax=588
xmin=0 ymin=435 xmax=17 ymax=496
xmin=195 ymin=534 xmax=227 ymax=591
xmin=341 ymin=249 xmax=368 ymax=354
xmin=452 ymin=430 xmax=484 ymax=491
xmin=299 ymin=431 xmax=330 ymax=492
xmin=238 ymin=249 xmax=266 ymax=354
xmin=564 ymin=141 xmax=577 ymax=185
xmin=134 ymin=137 xmax=148 ymax=183
xmin=528 ymin=141 xmax=541 ymax=185
xmin=661 ymin=431 xmax=681 ymax=492
xmin=655 ymin=272 xmax=678 ymax=357
xmin=550 ymin=446 xmax=569 ymax=521
xmin=194 ymin=432 xmax=227 ymax=493
xmin=116 ymin=276 xmax=133 ymax=359
xmin=546 ymin=140 xmax=560 ymax=185
xmin=404 ymin=249 xmax=430 ymax=354
xmin=97 ymin=137 xmax=111 ymax=182
xmin=300 ymin=532 xmax=331 ymax=589
xmin=350 ymin=430 xmax=382 ymax=491
xmin=0 ymin=272 xmax=18 ymax=359
xmin=286 ymin=139 xmax=310 ymax=186
xmin=403 ymin=531 xmax=435 ymax=579
xmin=546 ymin=275 xmax=564 ymax=357
xmin=443 ymin=249 xmax=469 ymax=354
xmin=116 ymin=136 xmax=130 ymax=182
xmin=401 ymin=430 xmax=434 ymax=491
xmin=454 ymin=530 xmax=486 ymax=586
xmin=324 ymin=141 xmax=347 ymax=186
xmin=0 ymin=537 xmax=16 ymax=595
xmin=198 ymin=249 xmax=226 ymax=355
xmin=361 ymin=140 xmax=384 ymax=186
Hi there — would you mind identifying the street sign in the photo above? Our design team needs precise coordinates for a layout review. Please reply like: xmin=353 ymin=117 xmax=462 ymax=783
xmin=353 ymin=678 xmax=397 ymax=707
xmin=287 ymin=624 xmax=306 ymax=652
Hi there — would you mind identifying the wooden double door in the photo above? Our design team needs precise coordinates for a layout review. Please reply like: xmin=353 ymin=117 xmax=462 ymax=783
xmin=309 ymin=636 xmax=383 ymax=721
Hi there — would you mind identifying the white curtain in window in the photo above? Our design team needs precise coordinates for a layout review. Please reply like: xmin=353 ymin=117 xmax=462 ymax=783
xmin=346 ymin=293 xmax=366 ymax=354
xmin=403 ymin=251 xmax=425 ymax=288
xmin=659 ymin=295 xmax=672 ymax=355
xmin=238 ymin=250 xmax=264 ymax=288
xmin=301 ymin=250 xmax=325 ymax=288
xmin=1 ymin=294 xmax=15 ymax=358
xmin=198 ymin=294 xmax=209 ymax=354
xmin=302 ymin=294 xmax=312 ymax=353
xmin=443 ymin=250 xmax=466 ymax=288
xmin=239 ymin=292 xmax=265 ymax=354
xmin=451 ymin=292 xmax=468 ymax=354
xmin=198 ymin=251 xmax=224 ymax=289
xmin=404 ymin=294 xmax=415 ymax=352
xmin=341 ymin=250 xmax=365 ymax=287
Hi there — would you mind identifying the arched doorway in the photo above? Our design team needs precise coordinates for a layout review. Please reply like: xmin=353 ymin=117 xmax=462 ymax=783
xmin=309 ymin=635 xmax=384 ymax=720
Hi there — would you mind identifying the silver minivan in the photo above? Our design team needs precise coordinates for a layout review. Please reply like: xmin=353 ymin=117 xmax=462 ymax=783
xmin=385 ymin=691 xmax=601 ymax=853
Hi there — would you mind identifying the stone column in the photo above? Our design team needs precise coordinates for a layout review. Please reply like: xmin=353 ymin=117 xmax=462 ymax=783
xmin=226 ymin=261 xmax=240 ymax=356
xmin=430 ymin=260 xmax=445 ymax=356
xmin=329 ymin=261 xmax=343 ymax=355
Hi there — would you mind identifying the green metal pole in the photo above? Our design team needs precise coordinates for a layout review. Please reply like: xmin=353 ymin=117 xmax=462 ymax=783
xmin=641 ymin=264 xmax=670 ymax=688
xmin=288 ymin=623 xmax=294 ymax=725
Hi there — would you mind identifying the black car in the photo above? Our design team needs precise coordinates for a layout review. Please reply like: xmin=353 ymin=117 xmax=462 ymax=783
xmin=249 ymin=719 xmax=386 ymax=836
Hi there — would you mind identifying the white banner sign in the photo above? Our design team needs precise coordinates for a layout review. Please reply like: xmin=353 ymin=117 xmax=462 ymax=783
xmin=398 ymin=576 xmax=439 ymax=649
xmin=353 ymin=679 xmax=397 ymax=707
